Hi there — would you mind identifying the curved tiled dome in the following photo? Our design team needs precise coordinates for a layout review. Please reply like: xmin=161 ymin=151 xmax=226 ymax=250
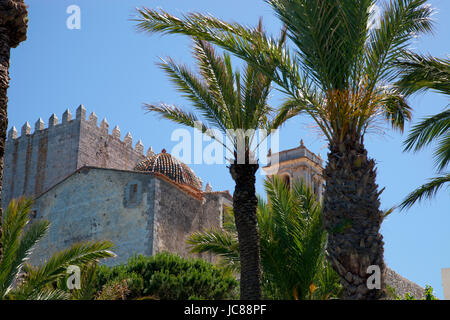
xmin=134 ymin=149 xmax=202 ymax=190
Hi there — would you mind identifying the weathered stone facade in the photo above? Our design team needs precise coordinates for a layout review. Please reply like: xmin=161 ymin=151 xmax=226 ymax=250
xmin=28 ymin=167 xmax=229 ymax=265
xmin=263 ymin=139 xmax=324 ymax=198
xmin=2 ymin=105 xmax=146 ymax=208
xmin=2 ymin=107 xmax=231 ymax=266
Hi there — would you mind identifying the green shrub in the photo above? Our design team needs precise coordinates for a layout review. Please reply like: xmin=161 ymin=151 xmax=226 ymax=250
xmin=96 ymin=279 xmax=130 ymax=300
xmin=95 ymin=252 xmax=238 ymax=300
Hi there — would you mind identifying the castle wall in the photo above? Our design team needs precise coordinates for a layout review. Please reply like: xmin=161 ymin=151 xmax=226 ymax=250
xmin=3 ymin=116 xmax=80 ymax=207
xmin=29 ymin=168 xmax=156 ymax=266
xmin=2 ymin=105 xmax=147 ymax=208
xmin=77 ymin=113 xmax=144 ymax=170
xmin=152 ymin=178 xmax=223 ymax=261
xmin=28 ymin=167 xmax=225 ymax=266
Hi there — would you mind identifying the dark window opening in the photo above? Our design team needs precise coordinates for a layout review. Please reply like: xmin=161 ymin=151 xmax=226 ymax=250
xmin=130 ymin=184 xmax=138 ymax=203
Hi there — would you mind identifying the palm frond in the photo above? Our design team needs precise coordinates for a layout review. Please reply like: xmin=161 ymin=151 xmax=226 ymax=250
xmin=0 ymin=197 xmax=50 ymax=298
xmin=365 ymin=0 xmax=434 ymax=88
xmin=137 ymin=10 xmax=290 ymax=161
xmin=144 ymin=103 xmax=204 ymax=130
xmin=22 ymin=288 xmax=69 ymax=301
xmin=242 ymin=63 xmax=272 ymax=129
xmin=434 ymin=133 xmax=450 ymax=172
xmin=396 ymin=50 xmax=450 ymax=96
xmin=268 ymin=0 xmax=373 ymax=91
xmin=15 ymin=241 xmax=115 ymax=299
xmin=135 ymin=8 xmax=292 ymax=93
xmin=0 ymin=219 xmax=49 ymax=297
xmin=380 ymin=89 xmax=413 ymax=132
xmin=1 ymin=198 xmax=33 ymax=275
xmin=187 ymin=229 xmax=240 ymax=271
xmin=157 ymin=55 xmax=230 ymax=132
xmin=192 ymin=40 xmax=237 ymax=129
xmin=403 ymin=110 xmax=450 ymax=170
xmin=314 ymin=262 xmax=343 ymax=299
xmin=400 ymin=173 xmax=450 ymax=209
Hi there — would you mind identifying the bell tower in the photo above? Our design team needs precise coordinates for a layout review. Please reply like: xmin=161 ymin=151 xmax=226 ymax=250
xmin=262 ymin=139 xmax=324 ymax=198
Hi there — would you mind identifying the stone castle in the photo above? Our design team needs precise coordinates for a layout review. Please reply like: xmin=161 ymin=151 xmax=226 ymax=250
xmin=2 ymin=105 xmax=426 ymax=298
xmin=2 ymin=105 xmax=232 ymax=265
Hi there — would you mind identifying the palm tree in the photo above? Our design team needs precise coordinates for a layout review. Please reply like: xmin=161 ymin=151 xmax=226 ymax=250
xmin=0 ymin=197 xmax=115 ymax=300
xmin=395 ymin=51 xmax=450 ymax=209
xmin=134 ymin=0 xmax=434 ymax=299
xmin=0 ymin=0 xmax=28 ymax=264
xmin=188 ymin=176 xmax=342 ymax=299
xmin=139 ymin=34 xmax=285 ymax=299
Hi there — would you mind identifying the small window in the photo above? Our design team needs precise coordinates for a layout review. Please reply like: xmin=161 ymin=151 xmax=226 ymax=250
xmin=130 ymin=184 xmax=138 ymax=203
xmin=125 ymin=180 xmax=142 ymax=208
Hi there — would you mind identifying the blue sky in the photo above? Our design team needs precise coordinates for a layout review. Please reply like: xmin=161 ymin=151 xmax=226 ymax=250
xmin=8 ymin=0 xmax=449 ymax=298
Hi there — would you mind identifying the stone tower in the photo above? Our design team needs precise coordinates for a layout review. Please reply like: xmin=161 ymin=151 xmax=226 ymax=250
xmin=2 ymin=105 xmax=150 ymax=207
xmin=262 ymin=139 xmax=324 ymax=197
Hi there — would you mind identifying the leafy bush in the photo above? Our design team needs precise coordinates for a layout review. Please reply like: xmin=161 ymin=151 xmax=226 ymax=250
xmin=94 ymin=252 xmax=238 ymax=300
xmin=96 ymin=279 xmax=130 ymax=300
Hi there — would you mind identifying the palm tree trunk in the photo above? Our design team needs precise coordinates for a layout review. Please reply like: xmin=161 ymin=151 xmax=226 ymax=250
xmin=230 ymin=163 xmax=261 ymax=300
xmin=0 ymin=0 xmax=29 ymax=266
xmin=322 ymin=135 xmax=386 ymax=300
xmin=0 ymin=26 xmax=11 ymax=264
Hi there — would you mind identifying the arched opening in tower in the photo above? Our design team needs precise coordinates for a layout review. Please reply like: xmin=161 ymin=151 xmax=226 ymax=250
xmin=282 ymin=174 xmax=291 ymax=190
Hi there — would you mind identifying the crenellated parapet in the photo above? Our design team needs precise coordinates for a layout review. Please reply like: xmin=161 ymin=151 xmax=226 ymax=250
xmin=7 ymin=107 xmax=81 ymax=141
xmin=2 ymin=105 xmax=154 ymax=208
xmin=6 ymin=105 xmax=150 ymax=156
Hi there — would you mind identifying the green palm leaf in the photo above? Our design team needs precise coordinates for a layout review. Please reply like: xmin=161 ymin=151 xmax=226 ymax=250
xmin=157 ymin=55 xmax=229 ymax=132
xmin=403 ymin=110 xmax=450 ymax=171
xmin=396 ymin=50 xmax=450 ymax=96
xmin=0 ymin=220 xmax=49 ymax=297
xmin=400 ymin=173 xmax=450 ymax=209
xmin=0 ymin=197 xmax=116 ymax=300
xmin=187 ymin=229 xmax=240 ymax=271
xmin=395 ymin=48 xmax=449 ymax=209
xmin=25 ymin=288 xmax=70 ymax=301
xmin=365 ymin=0 xmax=433 ymax=87
xmin=15 ymin=240 xmax=115 ymax=299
